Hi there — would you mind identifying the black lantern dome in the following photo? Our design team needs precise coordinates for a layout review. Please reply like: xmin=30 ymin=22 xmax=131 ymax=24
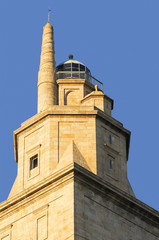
xmin=56 ymin=55 xmax=91 ymax=81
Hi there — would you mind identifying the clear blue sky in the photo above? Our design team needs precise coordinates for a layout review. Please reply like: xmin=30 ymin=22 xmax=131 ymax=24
xmin=0 ymin=0 xmax=159 ymax=211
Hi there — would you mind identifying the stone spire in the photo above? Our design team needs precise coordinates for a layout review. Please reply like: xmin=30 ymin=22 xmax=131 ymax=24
xmin=38 ymin=21 xmax=57 ymax=113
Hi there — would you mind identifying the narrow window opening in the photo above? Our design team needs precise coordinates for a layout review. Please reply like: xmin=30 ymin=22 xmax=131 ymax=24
xmin=109 ymin=159 xmax=113 ymax=169
xmin=30 ymin=154 xmax=38 ymax=170
xmin=109 ymin=135 xmax=112 ymax=144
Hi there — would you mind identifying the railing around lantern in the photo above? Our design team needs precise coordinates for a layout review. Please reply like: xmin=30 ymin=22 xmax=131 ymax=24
xmin=56 ymin=71 xmax=103 ymax=91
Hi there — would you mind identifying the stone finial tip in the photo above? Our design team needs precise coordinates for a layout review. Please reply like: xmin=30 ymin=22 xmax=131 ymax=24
xmin=95 ymin=85 xmax=98 ymax=91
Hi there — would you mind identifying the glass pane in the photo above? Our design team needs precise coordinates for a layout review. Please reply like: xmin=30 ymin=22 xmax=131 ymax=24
xmin=72 ymin=63 xmax=79 ymax=68
xmin=30 ymin=154 xmax=38 ymax=170
xmin=80 ymin=73 xmax=85 ymax=79
xmin=64 ymin=68 xmax=71 ymax=71
xmin=80 ymin=65 xmax=85 ymax=71
xmin=58 ymin=73 xmax=63 ymax=79
xmin=63 ymin=73 xmax=71 ymax=78
xmin=72 ymin=67 xmax=79 ymax=71
xmin=33 ymin=158 xmax=38 ymax=168
xmin=63 ymin=63 xmax=71 ymax=69
xmin=72 ymin=73 xmax=80 ymax=78
xmin=56 ymin=65 xmax=63 ymax=71
xmin=86 ymin=74 xmax=91 ymax=82
xmin=86 ymin=67 xmax=90 ymax=74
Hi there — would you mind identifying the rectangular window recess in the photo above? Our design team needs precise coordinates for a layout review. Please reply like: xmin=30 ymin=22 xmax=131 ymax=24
xmin=30 ymin=154 xmax=38 ymax=170
xmin=109 ymin=135 xmax=112 ymax=144
xmin=109 ymin=159 xmax=113 ymax=169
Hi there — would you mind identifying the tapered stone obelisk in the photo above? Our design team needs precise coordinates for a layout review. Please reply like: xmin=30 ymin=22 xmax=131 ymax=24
xmin=38 ymin=21 xmax=57 ymax=113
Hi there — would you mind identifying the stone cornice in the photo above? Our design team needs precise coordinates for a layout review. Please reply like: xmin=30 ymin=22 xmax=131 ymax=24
xmin=13 ymin=106 xmax=98 ymax=162
xmin=17 ymin=106 xmax=97 ymax=131
xmin=56 ymin=79 xmax=95 ymax=92
xmin=0 ymin=163 xmax=159 ymax=227
xmin=57 ymin=79 xmax=86 ymax=85
xmin=13 ymin=106 xmax=130 ymax=162
xmin=15 ymin=106 xmax=128 ymax=136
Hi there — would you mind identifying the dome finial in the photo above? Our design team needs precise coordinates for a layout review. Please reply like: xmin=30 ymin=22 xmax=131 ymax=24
xmin=48 ymin=9 xmax=51 ymax=23
xmin=69 ymin=54 xmax=74 ymax=60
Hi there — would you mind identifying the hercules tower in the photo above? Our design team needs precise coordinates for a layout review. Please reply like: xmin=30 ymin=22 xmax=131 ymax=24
xmin=0 ymin=18 xmax=159 ymax=240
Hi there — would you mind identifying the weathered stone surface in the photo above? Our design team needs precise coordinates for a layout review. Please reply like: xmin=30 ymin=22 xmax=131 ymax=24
xmin=1 ymin=164 xmax=159 ymax=239
xmin=74 ymin=164 xmax=159 ymax=239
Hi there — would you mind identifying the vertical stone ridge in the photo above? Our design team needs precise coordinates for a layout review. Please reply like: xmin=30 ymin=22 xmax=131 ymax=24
xmin=38 ymin=22 xmax=57 ymax=113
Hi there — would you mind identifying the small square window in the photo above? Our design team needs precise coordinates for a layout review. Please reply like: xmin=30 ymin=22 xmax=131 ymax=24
xmin=30 ymin=154 xmax=38 ymax=170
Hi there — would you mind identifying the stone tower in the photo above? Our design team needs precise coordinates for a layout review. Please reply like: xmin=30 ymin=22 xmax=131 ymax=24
xmin=0 ymin=20 xmax=159 ymax=240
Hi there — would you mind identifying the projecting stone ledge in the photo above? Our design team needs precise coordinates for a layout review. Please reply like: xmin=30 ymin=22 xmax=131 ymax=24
xmin=0 ymin=163 xmax=159 ymax=239
xmin=16 ymin=105 xmax=125 ymax=135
